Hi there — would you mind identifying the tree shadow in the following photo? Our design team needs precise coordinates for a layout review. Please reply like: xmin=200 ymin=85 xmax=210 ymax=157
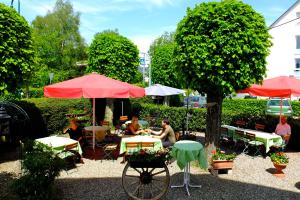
xmin=0 ymin=172 xmax=19 ymax=200
xmin=54 ymin=172 xmax=300 ymax=200
xmin=295 ymin=182 xmax=300 ymax=190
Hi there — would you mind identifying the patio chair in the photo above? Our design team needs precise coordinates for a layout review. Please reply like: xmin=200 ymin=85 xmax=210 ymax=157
xmin=125 ymin=142 xmax=141 ymax=155
xmin=245 ymin=132 xmax=264 ymax=156
xmin=255 ymin=123 xmax=265 ymax=131
xmin=235 ymin=129 xmax=249 ymax=153
xmin=115 ymin=116 xmax=128 ymax=135
xmin=103 ymin=143 xmax=118 ymax=160
xmin=141 ymin=142 xmax=155 ymax=150
xmin=220 ymin=127 xmax=229 ymax=141
xmin=235 ymin=120 xmax=246 ymax=128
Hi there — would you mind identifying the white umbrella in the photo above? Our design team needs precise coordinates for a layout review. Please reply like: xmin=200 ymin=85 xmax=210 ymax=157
xmin=145 ymin=84 xmax=185 ymax=96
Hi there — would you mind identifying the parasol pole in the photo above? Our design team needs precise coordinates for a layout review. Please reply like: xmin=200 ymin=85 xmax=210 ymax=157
xmin=279 ymin=97 xmax=283 ymax=123
xmin=93 ymin=98 xmax=95 ymax=151
xmin=121 ymin=101 xmax=124 ymax=116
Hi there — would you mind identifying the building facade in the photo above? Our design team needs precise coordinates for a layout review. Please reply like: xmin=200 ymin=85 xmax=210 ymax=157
xmin=267 ymin=0 xmax=300 ymax=78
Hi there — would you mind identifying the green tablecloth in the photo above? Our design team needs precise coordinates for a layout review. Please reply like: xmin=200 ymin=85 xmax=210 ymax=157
xmin=171 ymin=140 xmax=207 ymax=170
xmin=119 ymin=135 xmax=163 ymax=154
xmin=35 ymin=136 xmax=83 ymax=157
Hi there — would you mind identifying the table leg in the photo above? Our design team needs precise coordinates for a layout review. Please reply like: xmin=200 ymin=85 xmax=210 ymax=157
xmin=171 ymin=162 xmax=201 ymax=196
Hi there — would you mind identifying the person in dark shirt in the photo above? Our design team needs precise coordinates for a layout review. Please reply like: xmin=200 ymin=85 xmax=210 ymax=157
xmin=63 ymin=118 xmax=82 ymax=141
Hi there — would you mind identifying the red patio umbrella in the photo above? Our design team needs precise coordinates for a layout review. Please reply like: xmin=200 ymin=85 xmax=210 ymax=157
xmin=239 ymin=76 xmax=300 ymax=119
xmin=239 ymin=76 xmax=300 ymax=98
xmin=44 ymin=73 xmax=145 ymax=149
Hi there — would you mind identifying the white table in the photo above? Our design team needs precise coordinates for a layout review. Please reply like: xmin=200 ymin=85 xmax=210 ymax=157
xmin=36 ymin=136 xmax=82 ymax=155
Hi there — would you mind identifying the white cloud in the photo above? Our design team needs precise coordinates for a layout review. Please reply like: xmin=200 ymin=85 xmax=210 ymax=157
xmin=72 ymin=1 xmax=132 ymax=14
xmin=130 ymin=34 xmax=157 ymax=53
xmin=22 ymin=0 xmax=56 ymax=16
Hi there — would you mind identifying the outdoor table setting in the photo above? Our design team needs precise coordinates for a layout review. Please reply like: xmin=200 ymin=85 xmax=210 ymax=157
xmin=170 ymin=140 xmax=207 ymax=196
xmin=35 ymin=136 xmax=83 ymax=158
xmin=221 ymin=125 xmax=283 ymax=153
xmin=119 ymin=135 xmax=163 ymax=154
xmin=83 ymin=126 xmax=110 ymax=142
xmin=124 ymin=119 xmax=149 ymax=129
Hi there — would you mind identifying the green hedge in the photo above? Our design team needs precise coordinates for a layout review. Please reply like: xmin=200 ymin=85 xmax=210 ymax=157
xmin=20 ymin=98 xmax=300 ymax=140
xmin=26 ymin=98 xmax=91 ymax=135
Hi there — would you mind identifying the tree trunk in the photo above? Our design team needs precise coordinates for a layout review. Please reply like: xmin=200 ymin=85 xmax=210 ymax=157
xmin=205 ymin=92 xmax=223 ymax=161
xmin=105 ymin=98 xmax=114 ymax=127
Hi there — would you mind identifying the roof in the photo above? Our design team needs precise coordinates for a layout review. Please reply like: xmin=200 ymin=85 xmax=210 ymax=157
xmin=270 ymin=0 xmax=300 ymax=28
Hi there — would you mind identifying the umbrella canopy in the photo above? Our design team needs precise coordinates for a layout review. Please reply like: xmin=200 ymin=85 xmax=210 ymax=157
xmin=239 ymin=76 xmax=300 ymax=98
xmin=145 ymin=84 xmax=185 ymax=96
xmin=44 ymin=73 xmax=145 ymax=150
xmin=44 ymin=73 xmax=145 ymax=98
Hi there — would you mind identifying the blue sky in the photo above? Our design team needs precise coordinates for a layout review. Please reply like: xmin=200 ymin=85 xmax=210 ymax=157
xmin=1 ymin=0 xmax=297 ymax=52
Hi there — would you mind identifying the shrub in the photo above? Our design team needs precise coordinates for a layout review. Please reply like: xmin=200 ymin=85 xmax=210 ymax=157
xmin=11 ymin=141 xmax=65 ymax=200
xmin=28 ymin=87 xmax=44 ymax=98
xmin=26 ymin=98 xmax=91 ymax=135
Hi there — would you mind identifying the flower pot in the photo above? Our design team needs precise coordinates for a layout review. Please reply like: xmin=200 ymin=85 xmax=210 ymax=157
xmin=212 ymin=160 xmax=234 ymax=169
xmin=273 ymin=162 xmax=287 ymax=178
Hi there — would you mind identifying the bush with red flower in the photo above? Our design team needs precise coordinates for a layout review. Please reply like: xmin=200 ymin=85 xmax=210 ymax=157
xmin=270 ymin=152 xmax=289 ymax=164
xmin=128 ymin=149 xmax=171 ymax=163
xmin=211 ymin=148 xmax=237 ymax=161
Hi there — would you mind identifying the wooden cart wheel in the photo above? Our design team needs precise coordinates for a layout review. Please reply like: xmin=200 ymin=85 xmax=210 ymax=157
xmin=122 ymin=162 xmax=170 ymax=200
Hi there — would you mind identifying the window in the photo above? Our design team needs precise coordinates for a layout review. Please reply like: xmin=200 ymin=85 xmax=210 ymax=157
xmin=295 ymin=58 xmax=300 ymax=69
xmin=296 ymin=36 xmax=300 ymax=49
xmin=296 ymin=12 xmax=300 ymax=18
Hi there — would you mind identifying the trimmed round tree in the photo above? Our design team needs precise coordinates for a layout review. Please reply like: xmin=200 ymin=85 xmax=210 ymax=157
xmin=174 ymin=0 xmax=271 ymax=152
xmin=149 ymin=32 xmax=180 ymax=88
xmin=87 ymin=31 xmax=141 ymax=83
xmin=0 ymin=3 xmax=34 ymax=94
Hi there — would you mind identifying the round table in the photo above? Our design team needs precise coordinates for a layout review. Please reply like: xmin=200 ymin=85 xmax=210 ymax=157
xmin=84 ymin=126 xmax=109 ymax=142
xmin=171 ymin=140 xmax=207 ymax=196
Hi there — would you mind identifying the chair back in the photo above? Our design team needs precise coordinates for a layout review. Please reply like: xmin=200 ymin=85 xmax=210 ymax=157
xmin=120 ymin=116 xmax=128 ymax=121
xmin=221 ymin=127 xmax=228 ymax=135
xmin=65 ymin=142 xmax=78 ymax=150
xmin=126 ymin=142 xmax=141 ymax=149
xmin=101 ymin=121 xmax=110 ymax=126
xmin=235 ymin=120 xmax=246 ymax=128
xmin=141 ymin=142 xmax=155 ymax=149
xmin=255 ymin=123 xmax=265 ymax=131
xmin=235 ymin=130 xmax=244 ymax=137
xmin=245 ymin=132 xmax=256 ymax=141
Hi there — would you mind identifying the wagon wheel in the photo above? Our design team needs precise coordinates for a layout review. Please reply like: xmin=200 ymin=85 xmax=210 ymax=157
xmin=122 ymin=162 xmax=170 ymax=200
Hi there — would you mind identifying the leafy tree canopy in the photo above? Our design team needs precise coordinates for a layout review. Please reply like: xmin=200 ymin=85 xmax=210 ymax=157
xmin=175 ymin=0 xmax=272 ymax=96
xmin=0 ymin=3 xmax=34 ymax=94
xmin=31 ymin=0 xmax=86 ymax=73
xmin=87 ymin=30 xmax=141 ymax=83
xmin=149 ymin=32 xmax=181 ymax=88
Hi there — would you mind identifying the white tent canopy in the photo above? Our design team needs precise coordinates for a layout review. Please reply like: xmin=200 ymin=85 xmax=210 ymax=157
xmin=145 ymin=84 xmax=185 ymax=96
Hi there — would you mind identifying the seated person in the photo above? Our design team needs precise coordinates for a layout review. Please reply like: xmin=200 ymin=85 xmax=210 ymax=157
xmin=63 ymin=118 xmax=83 ymax=141
xmin=275 ymin=116 xmax=291 ymax=144
xmin=125 ymin=116 xmax=144 ymax=135
xmin=147 ymin=118 xmax=176 ymax=148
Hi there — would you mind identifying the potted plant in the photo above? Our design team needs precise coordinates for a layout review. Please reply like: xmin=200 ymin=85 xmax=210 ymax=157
xmin=128 ymin=149 xmax=170 ymax=168
xmin=211 ymin=148 xmax=237 ymax=170
xmin=270 ymin=152 xmax=289 ymax=177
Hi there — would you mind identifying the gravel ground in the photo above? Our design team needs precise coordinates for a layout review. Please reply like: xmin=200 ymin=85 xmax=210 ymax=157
xmin=1 ymin=133 xmax=300 ymax=200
